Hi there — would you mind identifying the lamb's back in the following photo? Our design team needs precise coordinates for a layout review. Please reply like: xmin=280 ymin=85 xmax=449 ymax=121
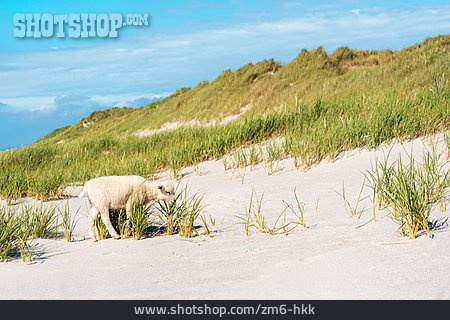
xmin=85 ymin=176 xmax=147 ymax=208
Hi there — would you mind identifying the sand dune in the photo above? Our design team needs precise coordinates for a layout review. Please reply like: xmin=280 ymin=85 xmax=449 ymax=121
xmin=0 ymin=135 xmax=448 ymax=299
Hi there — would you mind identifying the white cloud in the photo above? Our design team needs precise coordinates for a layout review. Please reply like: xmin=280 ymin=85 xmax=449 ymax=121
xmin=33 ymin=95 xmax=103 ymax=115
xmin=0 ymin=92 xmax=168 ymax=114
xmin=0 ymin=96 xmax=55 ymax=112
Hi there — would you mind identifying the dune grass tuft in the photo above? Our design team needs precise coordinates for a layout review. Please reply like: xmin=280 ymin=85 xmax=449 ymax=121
xmin=366 ymin=143 xmax=449 ymax=239
xmin=0 ymin=207 xmax=18 ymax=261
xmin=127 ymin=202 xmax=152 ymax=240
xmin=57 ymin=202 xmax=79 ymax=242
xmin=334 ymin=180 xmax=368 ymax=218
xmin=25 ymin=203 xmax=58 ymax=239
xmin=0 ymin=206 xmax=34 ymax=262
xmin=238 ymin=189 xmax=308 ymax=236
xmin=282 ymin=188 xmax=308 ymax=228
xmin=153 ymin=183 xmax=204 ymax=238
xmin=199 ymin=213 xmax=219 ymax=237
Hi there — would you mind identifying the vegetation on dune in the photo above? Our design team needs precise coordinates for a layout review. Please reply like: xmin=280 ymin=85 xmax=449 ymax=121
xmin=0 ymin=35 xmax=449 ymax=200
xmin=0 ymin=202 xmax=75 ymax=262
xmin=0 ymin=184 xmax=209 ymax=262
xmin=92 ymin=183 xmax=207 ymax=241
xmin=153 ymin=183 xmax=204 ymax=238
xmin=237 ymin=188 xmax=309 ymax=236
xmin=366 ymin=141 xmax=449 ymax=239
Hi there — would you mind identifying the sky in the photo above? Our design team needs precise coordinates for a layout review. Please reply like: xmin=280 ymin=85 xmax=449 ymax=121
xmin=0 ymin=0 xmax=449 ymax=150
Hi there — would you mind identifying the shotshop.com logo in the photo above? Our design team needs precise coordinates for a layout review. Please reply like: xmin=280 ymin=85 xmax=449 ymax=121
xmin=13 ymin=13 xmax=149 ymax=38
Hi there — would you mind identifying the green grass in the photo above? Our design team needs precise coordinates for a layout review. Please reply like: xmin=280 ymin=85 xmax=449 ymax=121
xmin=153 ymin=183 xmax=204 ymax=238
xmin=0 ymin=203 xmax=60 ymax=262
xmin=444 ymin=132 xmax=450 ymax=159
xmin=334 ymin=180 xmax=368 ymax=218
xmin=95 ymin=209 xmax=132 ymax=240
xmin=282 ymin=188 xmax=308 ymax=229
xmin=238 ymin=189 xmax=309 ymax=236
xmin=199 ymin=213 xmax=218 ymax=237
xmin=57 ymin=202 xmax=79 ymax=242
xmin=25 ymin=203 xmax=58 ymax=239
xmin=366 ymin=143 xmax=449 ymax=239
xmin=95 ymin=215 xmax=110 ymax=240
xmin=264 ymin=141 xmax=284 ymax=175
xmin=0 ymin=35 xmax=448 ymax=200
xmin=0 ymin=206 xmax=19 ymax=261
xmin=237 ymin=191 xmax=270 ymax=235
xmin=128 ymin=203 xmax=152 ymax=240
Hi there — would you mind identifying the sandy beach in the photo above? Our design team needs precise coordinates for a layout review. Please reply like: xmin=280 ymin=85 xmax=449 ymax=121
xmin=0 ymin=135 xmax=448 ymax=300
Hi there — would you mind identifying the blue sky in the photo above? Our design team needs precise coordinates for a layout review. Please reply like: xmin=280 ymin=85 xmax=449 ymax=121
xmin=0 ymin=0 xmax=449 ymax=150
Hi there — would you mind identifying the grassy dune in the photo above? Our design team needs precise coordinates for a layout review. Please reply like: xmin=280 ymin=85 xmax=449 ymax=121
xmin=0 ymin=35 xmax=448 ymax=200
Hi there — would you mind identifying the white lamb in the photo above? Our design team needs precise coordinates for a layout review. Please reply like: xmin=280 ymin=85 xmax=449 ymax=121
xmin=79 ymin=175 xmax=174 ymax=241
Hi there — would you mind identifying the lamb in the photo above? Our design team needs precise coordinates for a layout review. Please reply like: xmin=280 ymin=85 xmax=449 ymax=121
xmin=79 ymin=175 xmax=174 ymax=241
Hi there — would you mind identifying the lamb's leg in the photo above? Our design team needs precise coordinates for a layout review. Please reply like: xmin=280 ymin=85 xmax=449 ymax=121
xmin=88 ymin=206 xmax=99 ymax=242
xmin=99 ymin=207 xmax=121 ymax=239
xmin=125 ymin=198 xmax=136 ymax=219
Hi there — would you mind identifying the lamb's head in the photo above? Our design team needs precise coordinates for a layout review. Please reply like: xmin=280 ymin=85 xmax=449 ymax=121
xmin=155 ymin=183 xmax=175 ymax=203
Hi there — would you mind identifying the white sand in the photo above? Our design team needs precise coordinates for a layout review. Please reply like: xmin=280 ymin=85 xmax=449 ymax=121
xmin=133 ymin=104 xmax=252 ymax=137
xmin=0 ymin=135 xmax=448 ymax=299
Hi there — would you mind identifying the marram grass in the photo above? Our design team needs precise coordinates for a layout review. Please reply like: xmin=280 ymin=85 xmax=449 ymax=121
xmin=0 ymin=35 xmax=448 ymax=200
xmin=57 ymin=202 xmax=79 ymax=242
xmin=0 ymin=203 xmax=60 ymax=262
xmin=237 ymin=189 xmax=308 ymax=236
xmin=153 ymin=183 xmax=204 ymax=238
xmin=366 ymin=142 xmax=449 ymax=239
